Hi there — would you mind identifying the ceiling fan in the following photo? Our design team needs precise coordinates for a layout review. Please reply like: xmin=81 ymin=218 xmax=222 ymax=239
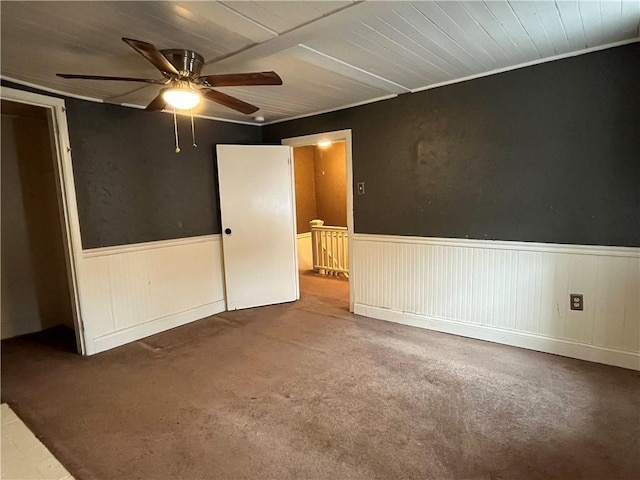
xmin=56 ymin=37 xmax=282 ymax=115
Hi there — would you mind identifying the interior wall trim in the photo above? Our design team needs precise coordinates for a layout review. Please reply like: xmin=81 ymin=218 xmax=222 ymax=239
xmin=1 ymin=85 xmax=87 ymax=354
xmin=353 ymin=233 xmax=640 ymax=258
xmin=351 ymin=234 xmax=640 ymax=371
xmin=83 ymin=234 xmax=220 ymax=258
xmin=353 ymin=304 xmax=640 ymax=371
xmin=283 ymin=129 xmax=355 ymax=311
xmin=80 ymin=233 xmax=225 ymax=355
xmin=296 ymin=232 xmax=311 ymax=239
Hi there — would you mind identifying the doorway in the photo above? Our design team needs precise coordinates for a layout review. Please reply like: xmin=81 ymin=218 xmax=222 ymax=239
xmin=283 ymin=130 xmax=354 ymax=312
xmin=1 ymin=96 xmax=82 ymax=352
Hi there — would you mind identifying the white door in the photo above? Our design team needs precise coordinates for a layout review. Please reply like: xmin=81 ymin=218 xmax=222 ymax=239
xmin=216 ymin=145 xmax=299 ymax=310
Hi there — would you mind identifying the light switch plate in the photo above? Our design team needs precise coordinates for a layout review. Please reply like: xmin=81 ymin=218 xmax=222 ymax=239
xmin=357 ymin=182 xmax=365 ymax=195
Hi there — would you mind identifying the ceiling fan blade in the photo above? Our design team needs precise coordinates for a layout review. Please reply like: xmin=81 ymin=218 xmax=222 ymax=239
xmin=56 ymin=73 xmax=167 ymax=84
xmin=201 ymin=89 xmax=259 ymax=114
xmin=145 ymin=94 xmax=166 ymax=111
xmin=122 ymin=37 xmax=180 ymax=77
xmin=199 ymin=71 xmax=282 ymax=87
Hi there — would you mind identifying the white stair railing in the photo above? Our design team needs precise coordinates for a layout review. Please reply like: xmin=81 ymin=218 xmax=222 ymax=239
xmin=310 ymin=219 xmax=349 ymax=278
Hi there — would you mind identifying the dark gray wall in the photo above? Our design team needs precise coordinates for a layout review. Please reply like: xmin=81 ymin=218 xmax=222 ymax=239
xmin=263 ymin=43 xmax=640 ymax=247
xmin=65 ymin=100 xmax=260 ymax=247
xmin=1 ymin=80 xmax=261 ymax=248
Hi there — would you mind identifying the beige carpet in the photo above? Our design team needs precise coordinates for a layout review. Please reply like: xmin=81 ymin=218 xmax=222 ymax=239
xmin=1 ymin=272 xmax=639 ymax=479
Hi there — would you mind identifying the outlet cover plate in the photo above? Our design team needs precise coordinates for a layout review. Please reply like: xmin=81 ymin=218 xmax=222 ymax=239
xmin=570 ymin=294 xmax=584 ymax=311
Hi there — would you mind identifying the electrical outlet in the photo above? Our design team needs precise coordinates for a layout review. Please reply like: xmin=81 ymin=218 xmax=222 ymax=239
xmin=357 ymin=182 xmax=365 ymax=195
xmin=570 ymin=294 xmax=583 ymax=311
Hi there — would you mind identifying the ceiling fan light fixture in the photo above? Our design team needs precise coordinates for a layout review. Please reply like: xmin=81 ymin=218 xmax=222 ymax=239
xmin=162 ymin=87 xmax=201 ymax=110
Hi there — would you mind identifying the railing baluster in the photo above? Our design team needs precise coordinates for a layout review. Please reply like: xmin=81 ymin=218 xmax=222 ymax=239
xmin=309 ymin=221 xmax=349 ymax=277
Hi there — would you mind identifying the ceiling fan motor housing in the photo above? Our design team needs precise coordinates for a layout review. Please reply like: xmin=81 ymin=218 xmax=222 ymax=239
xmin=160 ymin=49 xmax=204 ymax=79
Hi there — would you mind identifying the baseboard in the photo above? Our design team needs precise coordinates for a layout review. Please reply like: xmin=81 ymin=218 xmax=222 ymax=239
xmin=354 ymin=303 xmax=640 ymax=371
xmin=90 ymin=300 xmax=226 ymax=354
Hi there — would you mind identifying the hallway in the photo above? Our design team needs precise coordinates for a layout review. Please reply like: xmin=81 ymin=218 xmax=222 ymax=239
xmin=298 ymin=270 xmax=349 ymax=308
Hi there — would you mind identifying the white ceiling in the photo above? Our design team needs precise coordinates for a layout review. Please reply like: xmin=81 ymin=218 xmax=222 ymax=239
xmin=2 ymin=1 xmax=639 ymax=125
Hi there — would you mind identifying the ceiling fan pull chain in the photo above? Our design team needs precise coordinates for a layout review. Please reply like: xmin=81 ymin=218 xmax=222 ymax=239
xmin=190 ymin=110 xmax=197 ymax=148
xmin=173 ymin=106 xmax=181 ymax=154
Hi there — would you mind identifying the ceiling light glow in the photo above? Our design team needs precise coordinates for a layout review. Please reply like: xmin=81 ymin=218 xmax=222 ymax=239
xmin=318 ymin=140 xmax=332 ymax=148
xmin=162 ymin=88 xmax=201 ymax=110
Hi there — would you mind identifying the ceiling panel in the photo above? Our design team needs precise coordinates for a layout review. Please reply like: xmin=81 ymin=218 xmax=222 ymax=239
xmin=435 ymin=1 xmax=512 ymax=65
xmin=459 ymin=1 xmax=529 ymax=63
xmin=554 ymin=1 xmax=589 ymax=51
xmin=621 ymin=1 xmax=640 ymax=38
xmin=508 ymin=1 xmax=558 ymax=57
xmin=113 ymin=46 xmax=393 ymax=123
xmin=0 ymin=1 xmax=260 ymax=100
xmin=1 ymin=1 xmax=638 ymax=124
xmin=219 ymin=1 xmax=353 ymax=34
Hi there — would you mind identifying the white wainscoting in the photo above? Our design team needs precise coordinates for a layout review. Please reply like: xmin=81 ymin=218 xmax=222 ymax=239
xmin=79 ymin=235 xmax=225 ymax=354
xmin=297 ymin=232 xmax=313 ymax=271
xmin=352 ymin=234 xmax=640 ymax=370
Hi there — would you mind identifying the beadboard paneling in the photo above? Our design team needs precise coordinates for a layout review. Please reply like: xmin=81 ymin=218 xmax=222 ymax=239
xmin=352 ymin=234 xmax=640 ymax=369
xmin=79 ymin=235 xmax=225 ymax=354
xmin=297 ymin=232 xmax=313 ymax=271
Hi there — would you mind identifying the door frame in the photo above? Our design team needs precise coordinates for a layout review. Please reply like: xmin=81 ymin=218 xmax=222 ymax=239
xmin=1 ymin=86 xmax=86 ymax=354
xmin=282 ymin=129 xmax=354 ymax=312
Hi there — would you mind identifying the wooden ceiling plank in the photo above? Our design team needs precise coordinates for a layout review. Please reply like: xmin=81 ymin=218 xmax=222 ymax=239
xmin=291 ymin=27 xmax=435 ymax=89
xmin=290 ymin=44 xmax=411 ymax=94
xmin=410 ymin=1 xmax=497 ymax=70
xmin=508 ymin=1 xmax=557 ymax=57
xmin=219 ymin=1 xmax=350 ymax=35
xmin=347 ymin=20 xmax=445 ymax=82
xmin=404 ymin=3 xmax=491 ymax=72
xmin=482 ymin=1 xmax=541 ymax=59
xmin=530 ymin=2 xmax=572 ymax=55
xmin=436 ymin=1 xmax=512 ymax=66
xmin=554 ymin=0 xmax=589 ymax=51
xmin=600 ymin=0 xmax=625 ymax=44
xmin=219 ymin=1 xmax=288 ymax=33
xmin=382 ymin=8 xmax=473 ymax=76
xmin=361 ymin=14 xmax=459 ymax=78
xmin=460 ymin=1 xmax=528 ymax=63
xmin=187 ymin=1 xmax=278 ymax=42
xmin=578 ymin=1 xmax=604 ymax=47
xmin=380 ymin=10 xmax=467 ymax=77
xmin=621 ymin=0 xmax=640 ymax=38
xmin=334 ymin=29 xmax=440 ymax=87
xmin=205 ymin=2 xmax=399 ymax=69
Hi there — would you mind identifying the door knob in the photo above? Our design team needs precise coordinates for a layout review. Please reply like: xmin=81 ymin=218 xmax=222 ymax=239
xmin=224 ymin=228 xmax=232 ymax=235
